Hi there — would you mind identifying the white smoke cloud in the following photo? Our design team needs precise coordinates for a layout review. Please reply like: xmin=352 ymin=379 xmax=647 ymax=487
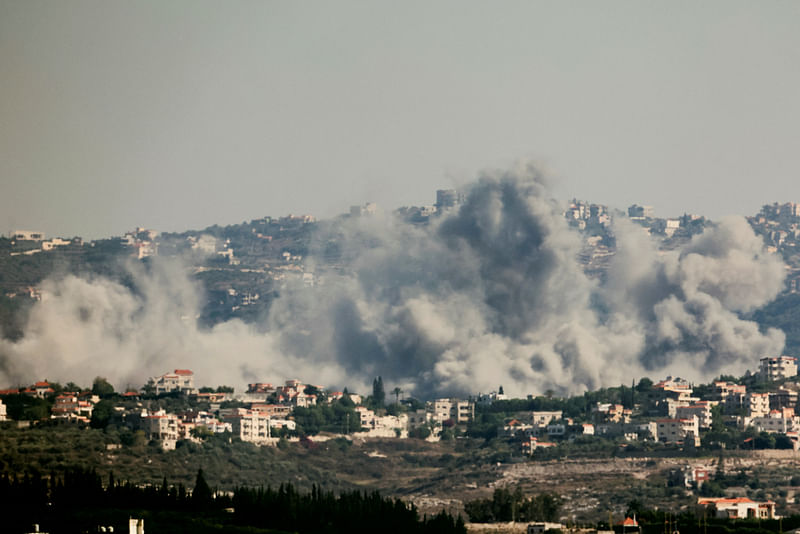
xmin=0 ymin=163 xmax=788 ymax=397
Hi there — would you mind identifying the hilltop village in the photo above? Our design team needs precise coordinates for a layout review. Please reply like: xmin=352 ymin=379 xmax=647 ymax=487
xmin=3 ymin=193 xmax=800 ymax=339
xmin=3 ymin=356 xmax=800 ymax=526
xmin=5 ymin=192 xmax=800 ymax=530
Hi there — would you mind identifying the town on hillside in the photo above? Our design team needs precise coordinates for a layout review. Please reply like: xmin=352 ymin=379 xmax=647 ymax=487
xmin=3 ymin=355 xmax=800 ymax=522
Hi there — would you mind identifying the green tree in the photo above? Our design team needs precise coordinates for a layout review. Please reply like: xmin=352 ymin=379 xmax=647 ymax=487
xmin=392 ymin=386 xmax=403 ymax=405
xmin=90 ymin=400 xmax=114 ymax=429
xmin=372 ymin=376 xmax=385 ymax=407
xmin=192 ymin=468 xmax=213 ymax=507
xmin=92 ymin=376 xmax=115 ymax=398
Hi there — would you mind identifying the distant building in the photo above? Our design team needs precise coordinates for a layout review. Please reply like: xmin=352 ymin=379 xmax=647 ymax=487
xmin=698 ymin=497 xmax=776 ymax=520
xmin=531 ymin=411 xmax=562 ymax=426
xmin=428 ymin=398 xmax=474 ymax=424
xmin=759 ymin=356 xmax=798 ymax=381
xmin=655 ymin=416 xmax=700 ymax=447
xmin=12 ymin=230 xmax=45 ymax=241
xmin=221 ymin=409 xmax=278 ymax=444
xmin=152 ymin=369 xmax=197 ymax=395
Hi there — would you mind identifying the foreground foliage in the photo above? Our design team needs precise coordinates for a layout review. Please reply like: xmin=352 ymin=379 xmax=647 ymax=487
xmin=0 ymin=467 xmax=465 ymax=534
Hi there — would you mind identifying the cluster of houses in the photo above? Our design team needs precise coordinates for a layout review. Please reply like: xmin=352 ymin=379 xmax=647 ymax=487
xmin=501 ymin=356 xmax=800 ymax=455
xmin=0 ymin=370 xmax=478 ymax=451
xmin=3 ymin=354 xmax=799 ymax=457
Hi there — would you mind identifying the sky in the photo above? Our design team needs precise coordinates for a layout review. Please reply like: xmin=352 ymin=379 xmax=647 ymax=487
xmin=1 ymin=1 xmax=799 ymax=240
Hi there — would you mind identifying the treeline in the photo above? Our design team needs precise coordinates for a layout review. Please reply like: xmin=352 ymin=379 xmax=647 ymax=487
xmin=464 ymin=487 xmax=560 ymax=523
xmin=0 ymin=467 xmax=465 ymax=534
xmin=232 ymin=484 xmax=464 ymax=533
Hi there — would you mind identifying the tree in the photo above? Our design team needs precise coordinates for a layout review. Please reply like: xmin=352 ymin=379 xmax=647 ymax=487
xmin=392 ymin=386 xmax=403 ymax=405
xmin=92 ymin=376 xmax=115 ymax=398
xmin=498 ymin=385 xmax=504 ymax=395
xmin=636 ymin=377 xmax=653 ymax=393
xmin=90 ymin=400 xmax=114 ymax=429
xmin=372 ymin=376 xmax=385 ymax=407
xmin=192 ymin=468 xmax=213 ymax=507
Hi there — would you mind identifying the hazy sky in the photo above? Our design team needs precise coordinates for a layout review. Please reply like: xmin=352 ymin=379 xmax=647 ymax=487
xmin=2 ymin=1 xmax=799 ymax=239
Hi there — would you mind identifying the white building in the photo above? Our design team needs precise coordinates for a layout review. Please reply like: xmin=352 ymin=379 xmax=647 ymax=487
xmin=222 ymin=410 xmax=276 ymax=444
xmin=152 ymin=369 xmax=197 ymax=395
xmin=759 ymin=356 xmax=798 ymax=381
xmin=143 ymin=410 xmax=180 ymax=449
xmin=746 ymin=392 xmax=770 ymax=418
xmin=698 ymin=497 xmax=776 ymax=520
xmin=12 ymin=230 xmax=45 ymax=241
xmin=428 ymin=398 xmax=474 ymax=424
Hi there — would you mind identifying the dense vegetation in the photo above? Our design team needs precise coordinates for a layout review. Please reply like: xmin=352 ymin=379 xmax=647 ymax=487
xmin=464 ymin=487 xmax=560 ymax=523
xmin=0 ymin=467 xmax=465 ymax=534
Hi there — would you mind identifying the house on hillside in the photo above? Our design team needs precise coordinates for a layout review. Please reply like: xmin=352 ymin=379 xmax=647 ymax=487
xmin=152 ymin=369 xmax=197 ymax=395
xmin=699 ymin=497 xmax=777 ymax=519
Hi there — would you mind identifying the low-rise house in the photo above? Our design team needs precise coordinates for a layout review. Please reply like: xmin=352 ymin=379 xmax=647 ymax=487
xmin=356 ymin=413 xmax=409 ymax=438
xmin=249 ymin=404 xmax=292 ymax=418
xmin=698 ymin=497 xmax=777 ymax=520
xmin=521 ymin=437 xmax=557 ymax=455
xmin=531 ymin=410 xmax=562 ymax=426
xmin=50 ymin=393 xmax=94 ymax=422
xmin=594 ymin=403 xmax=628 ymax=423
xmin=31 ymin=381 xmax=54 ymax=398
xmin=0 ymin=399 xmax=6 ymax=421
xmin=502 ymin=419 xmax=533 ymax=437
xmin=190 ymin=391 xmax=229 ymax=403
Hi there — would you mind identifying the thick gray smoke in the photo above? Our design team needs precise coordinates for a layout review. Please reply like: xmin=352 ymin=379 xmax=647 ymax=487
xmin=0 ymin=163 xmax=787 ymax=396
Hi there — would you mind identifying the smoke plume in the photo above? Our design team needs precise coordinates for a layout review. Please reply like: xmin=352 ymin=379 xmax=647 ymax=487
xmin=0 ymin=163 xmax=787 ymax=397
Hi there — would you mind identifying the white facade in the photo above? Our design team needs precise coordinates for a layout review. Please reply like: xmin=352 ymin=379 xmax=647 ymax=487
xmin=428 ymin=398 xmax=474 ymax=424
xmin=152 ymin=369 xmax=197 ymax=395
xmin=760 ymin=356 xmax=798 ymax=381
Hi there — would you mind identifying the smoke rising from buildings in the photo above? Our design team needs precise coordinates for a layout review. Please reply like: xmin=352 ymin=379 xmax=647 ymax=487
xmin=0 ymin=163 xmax=787 ymax=396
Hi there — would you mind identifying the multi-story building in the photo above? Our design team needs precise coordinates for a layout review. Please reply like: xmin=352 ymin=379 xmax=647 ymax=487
xmin=152 ymin=369 xmax=197 ymax=395
xmin=676 ymin=402 xmax=714 ymax=429
xmin=51 ymin=394 xmax=94 ymax=421
xmin=746 ymin=393 xmax=770 ymax=418
xmin=428 ymin=398 xmax=474 ymax=424
xmin=143 ymin=410 xmax=180 ymax=448
xmin=769 ymin=386 xmax=798 ymax=412
xmin=759 ymin=356 xmax=798 ymax=382
xmin=655 ymin=416 xmax=700 ymax=447
xmin=222 ymin=410 xmax=273 ymax=444
xmin=713 ymin=381 xmax=747 ymax=402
